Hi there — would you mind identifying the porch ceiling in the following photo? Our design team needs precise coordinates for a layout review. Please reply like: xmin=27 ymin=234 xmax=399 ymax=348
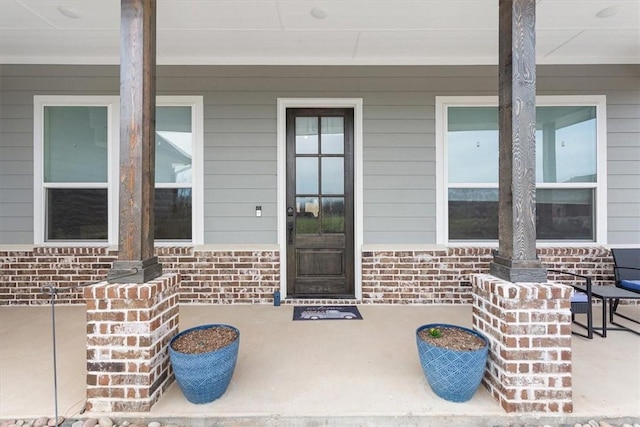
xmin=0 ymin=0 xmax=638 ymax=66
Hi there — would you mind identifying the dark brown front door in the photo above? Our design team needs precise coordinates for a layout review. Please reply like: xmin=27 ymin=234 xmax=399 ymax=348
xmin=286 ymin=108 xmax=354 ymax=298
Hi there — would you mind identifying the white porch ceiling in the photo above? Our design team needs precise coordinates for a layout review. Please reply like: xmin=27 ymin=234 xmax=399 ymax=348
xmin=0 ymin=0 xmax=638 ymax=65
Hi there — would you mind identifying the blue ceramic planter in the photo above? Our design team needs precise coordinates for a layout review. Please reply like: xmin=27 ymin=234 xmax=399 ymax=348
xmin=169 ymin=324 xmax=240 ymax=404
xmin=416 ymin=323 xmax=489 ymax=403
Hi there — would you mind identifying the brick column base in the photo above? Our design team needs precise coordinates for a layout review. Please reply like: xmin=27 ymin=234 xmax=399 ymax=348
xmin=472 ymin=274 xmax=573 ymax=413
xmin=84 ymin=273 xmax=180 ymax=412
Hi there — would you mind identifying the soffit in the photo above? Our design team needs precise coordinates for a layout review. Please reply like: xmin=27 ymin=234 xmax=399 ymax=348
xmin=0 ymin=0 xmax=638 ymax=65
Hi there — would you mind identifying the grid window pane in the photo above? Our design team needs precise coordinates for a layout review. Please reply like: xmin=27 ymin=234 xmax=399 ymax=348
xmin=322 ymin=197 xmax=345 ymax=233
xmin=536 ymin=189 xmax=594 ymax=240
xmin=321 ymin=157 xmax=344 ymax=194
xmin=44 ymin=106 xmax=108 ymax=183
xmin=296 ymin=157 xmax=319 ymax=194
xmin=46 ymin=189 xmax=108 ymax=240
xmin=447 ymin=107 xmax=498 ymax=183
xmin=321 ymin=117 xmax=344 ymax=154
xmin=295 ymin=117 xmax=319 ymax=154
xmin=448 ymin=188 xmax=498 ymax=240
xmin=156 ymin=106 xmax=193 ymax=184
xmin=296 ymin=197 xmax=320 ymax=234
xmin=155 ymin=188 xmax=192 ymax=239
xmin=536 ymin=106 xmax=597 ymax=183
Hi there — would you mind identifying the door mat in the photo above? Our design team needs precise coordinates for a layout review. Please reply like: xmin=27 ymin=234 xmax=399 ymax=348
xmin=293 ymin=305 xmax=362 ymax=321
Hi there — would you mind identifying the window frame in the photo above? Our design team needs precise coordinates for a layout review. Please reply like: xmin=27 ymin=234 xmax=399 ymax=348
xmin=435 ymin=95 xmax=607 ymax=246
xmin=34 ymin=95 xmax=203 ymax=246
xmin=154 ymin=96 xmax=204 ymax=246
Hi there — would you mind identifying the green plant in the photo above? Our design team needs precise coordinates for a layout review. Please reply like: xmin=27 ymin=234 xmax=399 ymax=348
xmin=428 ymin=327 xmax=442 ymax=338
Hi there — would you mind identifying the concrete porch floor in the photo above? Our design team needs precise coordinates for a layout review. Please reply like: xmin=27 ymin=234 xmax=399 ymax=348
xmin=1 ymin=304 xmax=639 ymax=426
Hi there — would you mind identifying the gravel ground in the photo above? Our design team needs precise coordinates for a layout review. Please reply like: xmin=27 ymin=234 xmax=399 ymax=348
xmin=1 ymin=417 xmax=640 ymax=427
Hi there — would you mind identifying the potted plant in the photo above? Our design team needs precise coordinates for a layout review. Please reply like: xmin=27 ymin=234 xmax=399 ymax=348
xmin=416 ymin=323 xmax=489 ymax=403
xmin=169 ymin=323 xmax=240 ymax=404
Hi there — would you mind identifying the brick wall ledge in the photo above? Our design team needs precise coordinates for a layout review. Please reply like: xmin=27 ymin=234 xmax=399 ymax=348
xmin=361 ymin=243 xmax=615 ymax=251
xmin=3 ymin=243 xmax=625 ymax=252
xmin=0 ymin=244 xmax=280 ymax=251
xmin=0 ymin=244 xmax=116 ymax=251
xmin=362 ymin=244 xmax=448 ymax=251
xmin=192 ymin=243 xmax=279 ymax=251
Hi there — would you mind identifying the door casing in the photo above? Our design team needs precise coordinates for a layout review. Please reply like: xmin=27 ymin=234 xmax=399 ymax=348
xmin=277 ymin=98 xmax=363 ymax=300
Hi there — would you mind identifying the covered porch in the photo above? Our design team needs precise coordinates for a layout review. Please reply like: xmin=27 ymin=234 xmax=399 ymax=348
xmin=1 ymin=303 xmax=639 ymax=426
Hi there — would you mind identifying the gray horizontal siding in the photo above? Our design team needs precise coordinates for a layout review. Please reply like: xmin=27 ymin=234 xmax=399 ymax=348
xmin=0 ymin=64 xmax=638 ymax=246
xmin=604 ymin=83 xmax=640 ymax=245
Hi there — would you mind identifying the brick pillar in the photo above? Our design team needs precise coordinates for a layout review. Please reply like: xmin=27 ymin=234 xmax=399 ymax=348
xmin=472 ymin=274 xmax=573 ymax=413
xmin=84 ymin=273 xmax=180 ymax=412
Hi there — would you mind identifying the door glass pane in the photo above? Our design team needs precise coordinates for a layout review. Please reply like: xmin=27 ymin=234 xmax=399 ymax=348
xmin=322 ymin=197 xmax=344 ymax=233
xmin=46 ymin=188 xmax=108 ymax=240
xmin=296 ymin=197 xmax=319 ymax=234
xmin=536 ymin=189 xmax=593 ymax=240
xmin=447 ymin=107 xmax=499 ymax=183
xmin=448 ymin=188 xmax=498 ymax=240
xmin=321 ymin=157 xmax=344 ymax=194
xmin=321 ymin=117 xmax=344 ymax=154
xmin=155 ymin=188 xmax=192 ymax=239
xmin=44 ymin=106 xmax=108 ymax=183
xmin=296 ymin=117 xmax=318 ymax=154
xmin=296 ymin=157 xmax=318 ymax=194
xmin=156 ymin=106 xmax=193 ymax=184
xmin=536 ymin=106 xmax=597 ymax=183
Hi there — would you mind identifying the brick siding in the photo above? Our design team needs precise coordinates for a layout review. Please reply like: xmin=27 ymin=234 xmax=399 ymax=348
xmin=472 ymin=274 xmax=573 ymax=413
xmin=84 ymin=274 xmax=180 ymax=412
xmin=0 ymin=246 xmax=618 ymax=305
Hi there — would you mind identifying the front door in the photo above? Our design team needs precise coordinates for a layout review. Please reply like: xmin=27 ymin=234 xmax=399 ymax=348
xmin=286 ymin=108 xmax=354 ymax=298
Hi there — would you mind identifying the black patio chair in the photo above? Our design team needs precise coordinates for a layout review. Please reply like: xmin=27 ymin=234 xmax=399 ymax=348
xmin=548 ymin=269 xmax=594 ymax=339
xmin=610 ymin=248 xmax=640 ymax=321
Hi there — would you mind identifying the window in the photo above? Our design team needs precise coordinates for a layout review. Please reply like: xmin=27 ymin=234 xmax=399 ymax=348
xmin=154 ymin=101 xmax=197 ymax=241
xmin=34 ymin=96 xmax=203 ymax=245
xmin=436 ymin=96 xmax=607 ymax=244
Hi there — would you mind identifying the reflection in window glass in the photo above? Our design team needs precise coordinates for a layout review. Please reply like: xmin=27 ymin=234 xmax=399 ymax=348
xmin=322 ymin=197 xmax=345 ymax=233
xmin=296 ymin=157 xmax=318 ymax=194
xmin=155 ymin=188 xmax=192 ymax=239
xmin=156 ymin=106 xmax=192 ymax=184
xmin=321 ymin=158 xmax=344 ymax=194
xmin=44 ymin=106 xmax=108 ymax=183
xmin=447 ymin=107 xmax=498 ymax=183
xmin=536 ymin=189 xmax=593 ymax=240
xmin=446 ymin=103 xmax=599 ymax=242
xmin=448 ymin=188 xmax=498 ymax=240
xmin=321 ymin=117 xmax=344 ymax=154
xmin=153 ymin=104 xmax=195 ymax=241
xmin=296 ymin=117 xmax=318 ymax=154
xmin=296 ymin=197 xmax=319 ymax=234
xmin=46 ymin=189 xmax=108 ymax=240
xmin=40 ymin=98 xmax=199 ymax=243
xmin=536 ymin=106 xmax=596 ymax=183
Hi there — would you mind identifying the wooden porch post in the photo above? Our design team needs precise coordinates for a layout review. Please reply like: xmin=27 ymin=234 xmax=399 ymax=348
xmin=108 ymin=0 xmax=162 ymax=283
xmin=489 ymin=0 xmax=546 ymax=282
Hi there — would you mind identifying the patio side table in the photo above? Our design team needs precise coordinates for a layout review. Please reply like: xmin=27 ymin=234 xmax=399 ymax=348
xmin=573 ymin=284 xmax=640 ymax=337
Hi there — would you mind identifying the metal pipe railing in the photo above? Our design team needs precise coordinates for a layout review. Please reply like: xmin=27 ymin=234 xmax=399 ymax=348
xmin=40 ymin=268 xmax=139 ymax=421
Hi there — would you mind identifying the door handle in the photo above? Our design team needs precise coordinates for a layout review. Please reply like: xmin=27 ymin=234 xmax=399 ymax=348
xmin=287 ymin=222 xmax=294 ymax=244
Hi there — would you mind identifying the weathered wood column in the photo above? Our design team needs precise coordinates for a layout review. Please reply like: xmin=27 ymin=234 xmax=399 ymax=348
xmin=489 ymin=0 xmax=546 ymax=283
xmin=108 ymin=0 xmax=162 ymax=283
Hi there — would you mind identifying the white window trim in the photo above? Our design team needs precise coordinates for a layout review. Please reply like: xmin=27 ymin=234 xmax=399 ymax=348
xmin=436 ymin=95 xmax=607 ymax=246
xmin=34 ymin=95 xmax=204 ymax=246
xmin=34 ymin=95 xmax=120 ymax=246
xmin=155 ymin=96 xmax=204 ymax=246
xmin=276 ymin=98 xmax=364 ymax=300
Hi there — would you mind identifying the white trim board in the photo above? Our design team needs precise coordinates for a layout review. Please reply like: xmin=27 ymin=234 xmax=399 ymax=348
xmin=276 ymin=98 xmax=364 ymax=300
